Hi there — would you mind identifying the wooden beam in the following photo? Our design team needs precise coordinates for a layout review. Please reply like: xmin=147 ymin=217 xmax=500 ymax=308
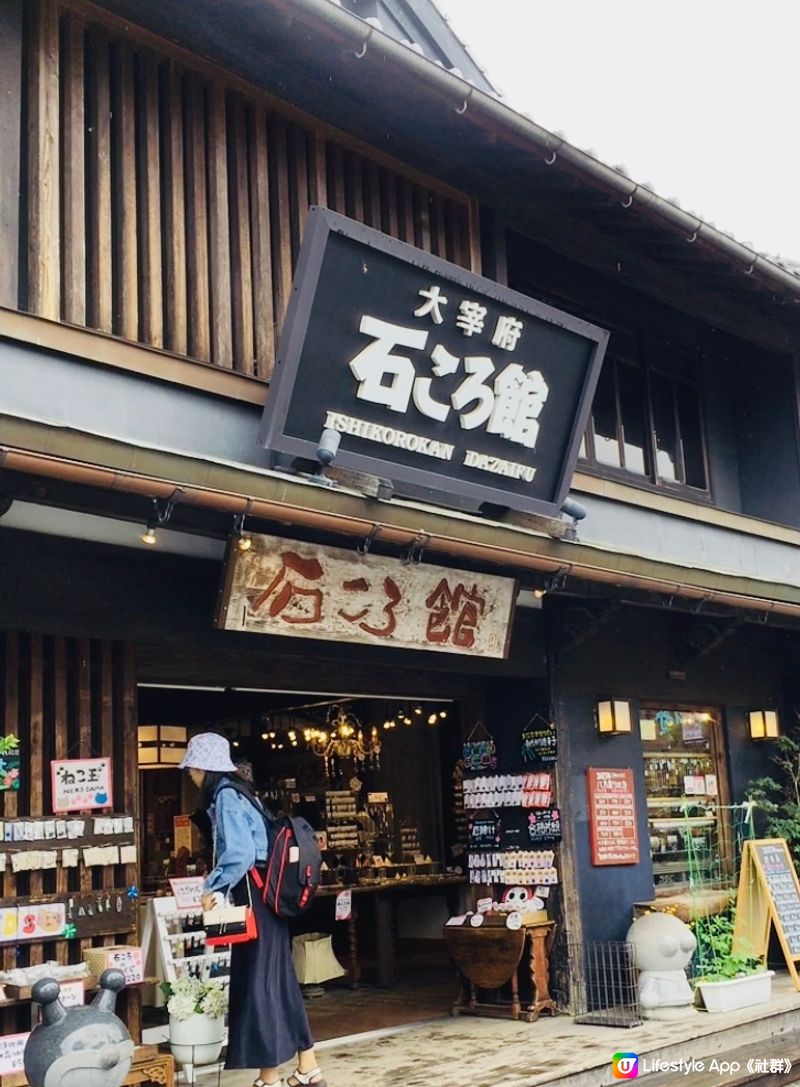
xmin=112 ymin=40 xmax=138 ymax=340
xmin=229 ymin=96 xmax=255 ymax=375
xmin=61 ymin=11 xmax=86 ymax=325
xmin=248 ymin=103 xmax=275 ymax=379
xmin=86 ymin=25 xmax=112 ymax=333
xmin=162 ymin=61 xmax=188 ymax=356
xmin=27 ymin=0 xmax=61 ymax=320
xmin=0 ymin=0 xmax=23 ymax=309
xmin=207 ymin=83 xmax=233 ymax=367
xmin=185 ymin=75 xmax=211 ymax=362
xmin=511 ymin=201 xmax=799 ymax=356
xmin=137 ymin=50 xmax=164 ymax=348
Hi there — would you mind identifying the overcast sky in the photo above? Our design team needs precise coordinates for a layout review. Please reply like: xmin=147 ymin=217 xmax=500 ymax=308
xmin=434 ymin=0 xmax=800 ymax=262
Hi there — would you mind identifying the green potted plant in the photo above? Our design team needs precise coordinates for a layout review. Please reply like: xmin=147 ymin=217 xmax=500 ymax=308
xmin=692 ymin=907 xmax=773 ymax=1012
xmin=160 ymin=976 xmax=228 ymax=1069
xmin=747 ymin=728 xmax=800 ymax=868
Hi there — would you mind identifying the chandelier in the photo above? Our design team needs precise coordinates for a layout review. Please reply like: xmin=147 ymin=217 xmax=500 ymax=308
xmin=305 ymin=705 xmax=381 ymax=777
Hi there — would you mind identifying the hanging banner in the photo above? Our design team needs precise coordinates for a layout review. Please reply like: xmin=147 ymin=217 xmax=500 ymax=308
xmin=217 ymin=533 xmax=516 ymax=658
xmin=260 ymin=208 xmax=608 ymax=517
xmin=51 ymin=758 xmax=113 ymax=812
xmin=587 ymin=767 xmax=640 ymax=866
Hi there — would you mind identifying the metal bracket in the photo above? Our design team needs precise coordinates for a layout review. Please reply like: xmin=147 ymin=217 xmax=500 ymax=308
xmin=357 ymin=523 xmax=381 ymax=556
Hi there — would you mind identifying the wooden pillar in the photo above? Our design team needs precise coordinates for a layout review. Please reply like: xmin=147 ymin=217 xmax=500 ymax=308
xmin=27 ymin=0 xmax=61 ymax=320
xmin=0 ymin=0 xmax=23 ymax=309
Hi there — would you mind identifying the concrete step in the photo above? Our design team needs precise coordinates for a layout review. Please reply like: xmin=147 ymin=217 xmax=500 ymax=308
xmin=637 ymin=1029 xmax=800 ymax=1086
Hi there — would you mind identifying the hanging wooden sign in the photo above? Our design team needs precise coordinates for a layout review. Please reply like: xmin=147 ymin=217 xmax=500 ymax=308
xmin=217 ymin=533 xmax=516 ymax=658
xmin=732 ymin=838 xmax=800 ymax=989
xmin=587 ymin=768 xmax=639 ymax=866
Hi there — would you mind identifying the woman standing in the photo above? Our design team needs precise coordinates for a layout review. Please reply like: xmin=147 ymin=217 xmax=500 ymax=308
xmin=180 ymin=733 xmax=326 ymax=1087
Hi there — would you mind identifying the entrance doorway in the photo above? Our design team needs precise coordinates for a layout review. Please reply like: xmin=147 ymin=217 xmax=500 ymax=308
xmin=137 ymin=684 xmax=468 ymax=1039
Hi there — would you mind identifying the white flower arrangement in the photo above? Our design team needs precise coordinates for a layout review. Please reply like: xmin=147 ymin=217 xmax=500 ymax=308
xmin=161 ymin=976 xmax=229 ymax=1021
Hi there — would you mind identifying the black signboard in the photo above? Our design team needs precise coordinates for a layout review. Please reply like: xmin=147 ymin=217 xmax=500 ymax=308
xmin=754 ymin=842 xmax=800 ymax=955
xmin=528 ymin=808 xmax=562 ymax=844
xmin=468 ymin=815 xmax=502 ymax=851
xmin=521 ymin=717 xmax=558 ymax=764
xmin=261 ymin=208 xmax=609 ymax=517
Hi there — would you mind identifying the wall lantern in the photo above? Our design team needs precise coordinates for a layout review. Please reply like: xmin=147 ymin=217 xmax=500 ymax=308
xmin=138 ymin=725 xmax=188 ymax=768
xmin=748 ymin=710 xmax=781 ymax=741
xmin=596 ymin=699 xmax=633 ymax=736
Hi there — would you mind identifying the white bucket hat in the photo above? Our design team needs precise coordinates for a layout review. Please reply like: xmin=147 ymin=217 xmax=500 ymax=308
xmin=179 ymin=732 xmax=238 ymax=772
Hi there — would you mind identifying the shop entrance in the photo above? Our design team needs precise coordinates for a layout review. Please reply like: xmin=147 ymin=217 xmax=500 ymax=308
xmin=137 ymin=684 xmax=469 ymax=1040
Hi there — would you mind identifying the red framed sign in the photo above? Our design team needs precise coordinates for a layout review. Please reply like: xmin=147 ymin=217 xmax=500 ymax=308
xmin=587 ymin=767 xmax=639 ymax=866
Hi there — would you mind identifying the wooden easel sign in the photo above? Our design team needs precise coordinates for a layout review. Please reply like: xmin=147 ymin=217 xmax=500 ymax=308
xmin=733 ymin=838 xmax=800 ymax=989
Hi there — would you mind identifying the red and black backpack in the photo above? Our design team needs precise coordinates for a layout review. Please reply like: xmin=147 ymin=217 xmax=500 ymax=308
xmin=216 ymin=782 xmax=322 ymax=917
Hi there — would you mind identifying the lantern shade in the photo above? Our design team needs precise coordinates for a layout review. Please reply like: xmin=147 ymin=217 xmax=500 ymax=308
xmin=748 ymin=710 xmax=780 ymax=740
xmin=292 ymin=933 xmax=345 ymax=985
xmin=138 ymin=724 xmax=188 ymax=768
xmin=596 ymin=699 xmax=633 ymax=735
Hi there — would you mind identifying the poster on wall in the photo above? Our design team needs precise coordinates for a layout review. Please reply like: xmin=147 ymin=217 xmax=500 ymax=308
xmin=520 ymin=716 xmax=558 ymax=764
xmin=0 ymin=736 xmax=20 ymax=792
xmin=587 ymin=767 xmax=640 ymax=866
xmin=51 ymin=758 xmax=113 ymax=812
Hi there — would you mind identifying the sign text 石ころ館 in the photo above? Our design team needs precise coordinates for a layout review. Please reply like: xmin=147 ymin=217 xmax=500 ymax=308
xmin=261 ymin=208 xmax=608 ymax=517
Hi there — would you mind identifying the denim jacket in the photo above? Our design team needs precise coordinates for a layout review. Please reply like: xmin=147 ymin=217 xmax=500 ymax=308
xmin=203 ymin=784 xmax=269 ymax=894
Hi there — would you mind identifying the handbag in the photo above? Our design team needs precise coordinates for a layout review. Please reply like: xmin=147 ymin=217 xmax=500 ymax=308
xmin=203 ymin=840 xmax=258 ymax=947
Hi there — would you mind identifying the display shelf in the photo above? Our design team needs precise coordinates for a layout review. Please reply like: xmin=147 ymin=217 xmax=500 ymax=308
xmin=642 ymin=750 xmax=711 ymax=758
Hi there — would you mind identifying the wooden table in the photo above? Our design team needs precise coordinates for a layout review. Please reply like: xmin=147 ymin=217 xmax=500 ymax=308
xmin=1 ymin=1044 xmax=174 ymax=1087
xmin=315 ymin=876 xmax=465 ymax=988
xmin=445 ymin=917 xmax=558 ymax=1022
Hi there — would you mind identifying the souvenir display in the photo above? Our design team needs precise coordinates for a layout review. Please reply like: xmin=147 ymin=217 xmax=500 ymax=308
xmin=462 ymin=772 xmax=553 ymax=809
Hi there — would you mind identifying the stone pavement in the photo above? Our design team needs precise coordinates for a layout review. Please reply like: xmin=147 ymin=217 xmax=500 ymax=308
xmin=206 ymin=973 xmax=800 ymax=1087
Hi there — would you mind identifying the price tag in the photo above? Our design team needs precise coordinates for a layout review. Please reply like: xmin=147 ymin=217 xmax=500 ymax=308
xmin=169 ymin=876 xmax=205 ymax=911
xmin=335 ymin=889 xmax=352 ymax=922
xmin=59 ymin=979 xmax=85 ymax=1008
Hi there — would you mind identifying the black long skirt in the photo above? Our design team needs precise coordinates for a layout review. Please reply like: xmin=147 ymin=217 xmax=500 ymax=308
xmin=225 ymin=870 xmax=315 ymax=1069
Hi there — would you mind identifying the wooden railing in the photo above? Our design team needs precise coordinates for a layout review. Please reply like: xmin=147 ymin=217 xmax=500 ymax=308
xmin=20 ymin=0 xmax=479 ymax=380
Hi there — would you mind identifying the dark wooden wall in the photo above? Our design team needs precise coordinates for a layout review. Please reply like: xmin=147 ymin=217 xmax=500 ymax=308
xmin=12 ymin=0 xmax=478 ymax=378
xmin=0 ymin=632 xmax=138 ymax=1031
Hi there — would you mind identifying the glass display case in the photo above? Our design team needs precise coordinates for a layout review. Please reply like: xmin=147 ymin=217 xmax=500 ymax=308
xmin=640 ymin=706 xmax=732 ymax=890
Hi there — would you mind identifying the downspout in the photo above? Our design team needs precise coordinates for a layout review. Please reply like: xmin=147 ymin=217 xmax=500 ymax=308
xmin=274 ymin=0 xmax=800 ymax=299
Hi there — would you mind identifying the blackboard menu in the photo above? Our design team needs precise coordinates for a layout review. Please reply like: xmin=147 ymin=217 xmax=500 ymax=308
xmin=521 ymin=719 xmax=558 ymax=764
xmin=755 ymin=841 xmax=800 ymax=955
xmin=528 ymin=808 xmax=562 ymax=843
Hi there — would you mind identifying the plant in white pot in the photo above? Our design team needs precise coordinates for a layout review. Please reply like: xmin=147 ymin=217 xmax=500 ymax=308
xmin=162 ymin=976 xmax=228 ymax=1070
xmin=692 ymin=908 xmax=773 ymax=1013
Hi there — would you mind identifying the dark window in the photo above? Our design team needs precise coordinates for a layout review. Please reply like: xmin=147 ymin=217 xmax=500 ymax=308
xmin=581 ymin=356 xmax=708 ymax=493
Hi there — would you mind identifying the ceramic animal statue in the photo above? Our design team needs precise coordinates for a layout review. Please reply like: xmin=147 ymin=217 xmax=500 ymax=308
xmin=626 ymin=912 xmax=697 ymax=1019
xmin=498 ymin=886 xmax=545 ymax=913
xmin=24 ymin=969 xmax=135 ymax=1087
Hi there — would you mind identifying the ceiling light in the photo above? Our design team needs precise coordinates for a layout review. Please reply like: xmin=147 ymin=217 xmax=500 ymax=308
xmin=414 ymin=706 xmax=423 ymax=715
xmin=141 ymin=524 xmax=157 ymax=546
xmin=427 ymin=713 xmax=438 ymax=725
xmin=233 ymin=512 xmax=252 ymax=552
xmin=438 ymin=710 xmax=448 ymax=720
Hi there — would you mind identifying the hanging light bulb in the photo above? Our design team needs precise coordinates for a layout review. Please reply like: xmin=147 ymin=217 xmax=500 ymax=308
xmin=403 ymin=716 xmax=412 ymax=726
xmin=427 ymin=713 xmax=438 ymax=725
xmin=414 ymin=705 xmax=423 ymax=716
xmin=141 ymin=523 xmax=157 ymax=546
xmin=438 ymin=709 xmax=448 ymax=720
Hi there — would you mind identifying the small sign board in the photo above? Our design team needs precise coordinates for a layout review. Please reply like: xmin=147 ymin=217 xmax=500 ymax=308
xmin=527 ymin=808 xmax=562 ymax=844
xmin=733 ymin=838 xmax=800 ymax=988
xmin=587 ymin=768 xmax=639 ymax=866
xmin=59 ymin=979 xmax=86 ymax=1008
xmin=217 ymin=533 xmax=516 ymax=659
xmin=169 ymin=877 xmax=205 ymax=912
xmin=105 ymin=945 xmax=144 ymax=985
xmin=260 ymin=207 xmax=608 ymax=518
xmin=51 ymin=758 xmax=113 ymax=812
xmin=521 ymin=718 xmax=558 ymax=764
xmin=335 ymin=890 xmax=352 ymax=922
xmin=0 ymin=1031 xmax=29 ymax=1074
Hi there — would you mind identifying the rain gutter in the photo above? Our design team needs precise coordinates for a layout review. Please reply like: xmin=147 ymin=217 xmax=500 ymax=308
xmin=273 ymin=0 xmax=800 ymax=299
xmin=2 ymin=424 xmax=800 ymax=621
